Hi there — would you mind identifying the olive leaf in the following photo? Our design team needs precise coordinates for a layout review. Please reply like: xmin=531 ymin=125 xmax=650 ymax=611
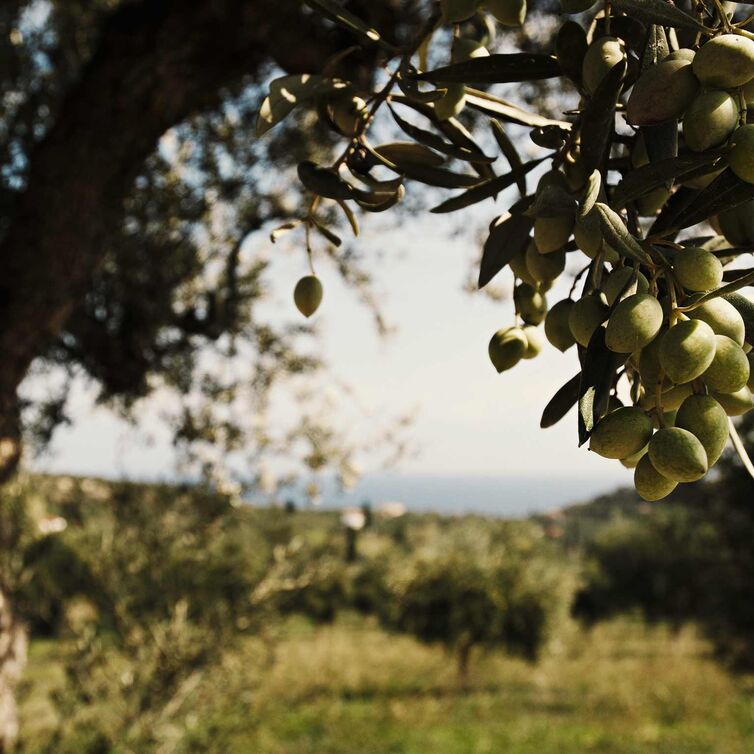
xmin=347 ymin=167 xmax=404 ymax=194
xmin=356 ymin=185 xmax=406 ymax=212
xmin=431 ymin=157 xmax=545 ymax=213
xmin=464 ymin=89 xmax=570 ymax=129
xmin=311 ymin=217 xmax=342 ymax=247
xmin=580 ymin=169 xmax=602 ymax=219
xmin=490 ymin=121 xmax=526 ymax=196
xmin=297 ymin=161 xmax=357 ymax=200
xmin=303 ymin=0 xmax=396 ymax=51
xmin=389 ymin=95 xmax=493 ymax=159
xmin=555 ymin=21 xmax=587 ymax=86
xmin=541 ymin=373 xmax=581 ymax=429
xmin=648 ymin=185 xmax=695 ymax=236
xmin=641 ymin=121 xmax=678 ymax=165
xmin=671 ymin=170 xmax=754 ymax=230
xmin=641 ymin=24 xmax=669 ymax=69
xmin=612 ymin=151 xmax=726 ymax=209
xmin=397 ymin=59 xmax=444 ymax=103
xmin=612 ymin=0 xmax=711 ymax=33
xmin=371 ymin=143 xmax=481 ymax=188
xmin=388 ymin=105 xmax=495 ymax=163
xmin=593 ymin=202 xmax=654 ymax=266
xmin=478 ymin=212 xmax=534 ymax=288
xmin=580 ymin=59 xmax=627 ymax=174
xmin=415 ymin=53 xmax=561 ymax=84
xmin=373 ymin=141 xmax=446 ymax=168
xmin=336 ymin=200 xmax=359 ymax=236
xmin=578 ymin=327 xmax=626 ymax=445
xmin=257 ymin=75 xmax=350 ymax=137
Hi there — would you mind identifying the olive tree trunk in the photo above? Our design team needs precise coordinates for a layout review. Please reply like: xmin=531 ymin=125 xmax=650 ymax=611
xmin=0 ymin=590 xmax=26 ymax=752
xmin=0 ymin=0 xmax=388 ymax=743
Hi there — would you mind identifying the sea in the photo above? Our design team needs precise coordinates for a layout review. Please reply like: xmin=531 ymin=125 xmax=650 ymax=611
xmin=262 ymin=472 xmax=630 ymax=518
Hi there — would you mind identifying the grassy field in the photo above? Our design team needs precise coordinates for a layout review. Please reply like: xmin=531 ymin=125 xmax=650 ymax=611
xmin=19 ymin=615 xmax=754 ymax=754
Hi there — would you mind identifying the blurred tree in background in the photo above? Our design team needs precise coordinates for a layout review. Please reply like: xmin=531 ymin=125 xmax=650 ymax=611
xmin=0 ymin=2 xmax=427 ymax=739
xmin=382 ymin=522 xmax=565 ymax=685
xmin=574 ymin=417 xmax=754 ymax=667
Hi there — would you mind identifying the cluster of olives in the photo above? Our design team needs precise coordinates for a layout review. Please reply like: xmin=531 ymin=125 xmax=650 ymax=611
xmin=275 ymin=0 xmax=754 ymax=499
xmin=489 ymin=160 xmax=754 ymax=501
xmin=487 ymin=23 xmax=754 ymax=499
xmin=620 ymin=33 xmax=754 ymax=183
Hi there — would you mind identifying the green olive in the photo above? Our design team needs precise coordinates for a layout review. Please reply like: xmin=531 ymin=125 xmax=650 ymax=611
xmin=488 ymin=326 xmax=528 ymax=372
xmin=693 ymin=33 xmax=754 ymax=88
xmin=582 ymin=36 xmax=627 ymax=95
xmin=589 ymin=406 xmax=654 ymax=460
xmin=659 ymin=320 xmax=717 ymax=385
xmin=569 ymin=293 xmax=609 ymax=348
xmin=673 ymin=247 xmax=724 ymax=292
xmin=702 ymin=335 xmax=750 ymax=394
xmin=634 ymin=454 xmax=678 ymax=501
xmin=545 ymin=299 xmax=576 ymax=352
xmin=683 ymin=90 xmax=739 ymax=153
xmin=294 ymin=275 xmax=323 ymax=318
xmin=675 ymin=394 xmax=729 ymax=467
xmin=605 ymin=294 xmax=664 ymax=354
xmin=648 ymin=427 xmax=708 ymax=483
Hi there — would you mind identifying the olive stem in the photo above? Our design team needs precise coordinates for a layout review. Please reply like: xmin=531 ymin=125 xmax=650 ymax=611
xmin=668 ymin=276 xmax=680 ymax=327
xmin=729 ymin=418 xmax=754 ymax=481
xmin=654 ymin=372 xmax=666 ymax=428
xmin=304 ymin=221 xmax=315 ymax=274
xmin=569 ymin=264 xmax=591 ymax=298
xmin=709 ymin=0 xmax=733 ymax=31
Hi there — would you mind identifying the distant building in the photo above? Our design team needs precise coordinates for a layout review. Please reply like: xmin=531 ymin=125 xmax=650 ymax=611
xmin=376 ymin=501 xmax=407 ymax=519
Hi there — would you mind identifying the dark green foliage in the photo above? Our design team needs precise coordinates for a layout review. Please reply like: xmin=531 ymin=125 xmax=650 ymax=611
xmin=574 ymin=416 xmax=754 ymax=667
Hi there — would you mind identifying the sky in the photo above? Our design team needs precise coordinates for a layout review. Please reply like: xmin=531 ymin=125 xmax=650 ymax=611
xmin=30 ymin=194 xmax=631 ymax=495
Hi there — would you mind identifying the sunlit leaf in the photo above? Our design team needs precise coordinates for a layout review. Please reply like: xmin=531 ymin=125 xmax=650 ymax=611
xmin=464 ymin=89 xmax=570 ymax=128
xmin=304 ymin=0 xmax=396 ymax=50
xmin=256 ymin=75 xmax=349 ymax=137
xmin=593 ymin=203 xmax=654 ymax=266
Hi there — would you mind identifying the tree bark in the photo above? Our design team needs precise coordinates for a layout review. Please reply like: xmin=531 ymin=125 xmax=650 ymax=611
xmin=0 ymin=589 xmax=26 ymax=752
xmin=0 ymin=0 xmax=355 ymax=478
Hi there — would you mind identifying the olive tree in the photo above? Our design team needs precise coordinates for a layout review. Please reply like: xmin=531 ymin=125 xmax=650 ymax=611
xmin=2 ymin=0 xmax=754 ymax=744
xmin=382 ymin=523 xmax=562 ymax=685
xmin=261 ymin=0 xmax=754 ymax=505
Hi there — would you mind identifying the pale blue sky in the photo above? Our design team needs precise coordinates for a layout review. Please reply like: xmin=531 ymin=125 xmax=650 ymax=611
xmin=31 ymin=199 xmax=630 ymax=493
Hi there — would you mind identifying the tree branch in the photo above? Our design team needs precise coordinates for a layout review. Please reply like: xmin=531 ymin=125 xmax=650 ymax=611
xmin=0 ymin=0 xmax=360 ymax=473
